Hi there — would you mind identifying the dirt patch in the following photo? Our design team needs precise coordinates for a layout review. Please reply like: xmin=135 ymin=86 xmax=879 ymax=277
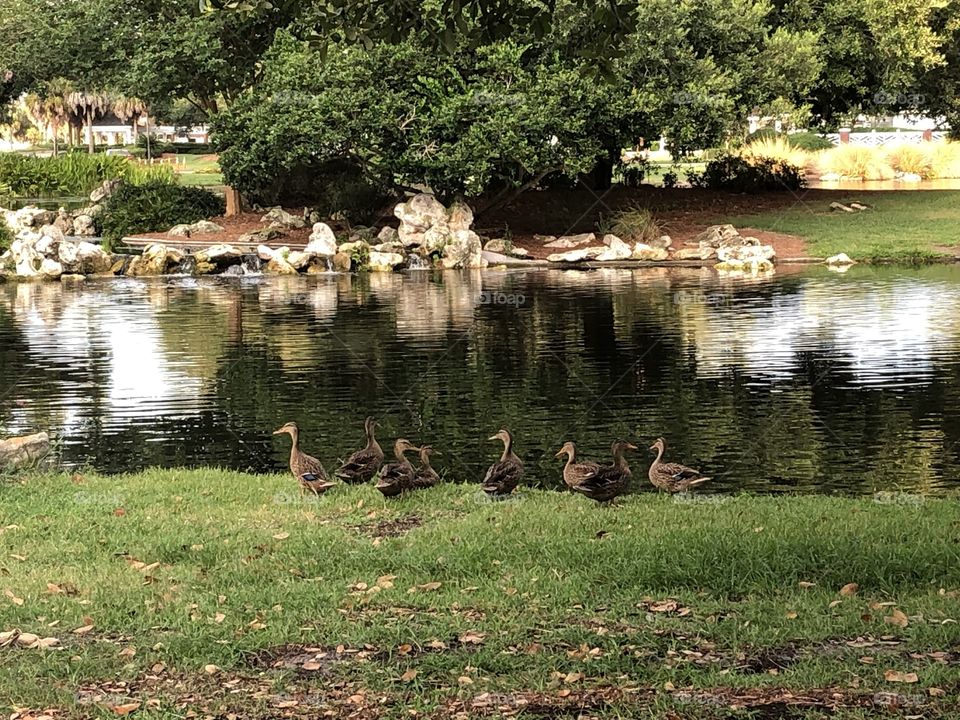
xmin=353 ymin=514 xmax=424 ymax=538
xmin=123 ymin=212 xmax=320 ymax=251
xmin=245 ymin=643 xmax=381 ymax=674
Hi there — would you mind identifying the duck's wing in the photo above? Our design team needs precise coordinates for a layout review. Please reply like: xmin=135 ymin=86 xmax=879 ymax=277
xmin=296 ymin=453 xmax=328 ymax=481
xmin=658 ymin=462 xmax=703 ymax=481
xmin=566 ymin=461 xmax=603 ymax=488
xmin=482 ymin=459 xmax=523 ymax=493
xmin=337 ymin=447 xmax=382 ymax=477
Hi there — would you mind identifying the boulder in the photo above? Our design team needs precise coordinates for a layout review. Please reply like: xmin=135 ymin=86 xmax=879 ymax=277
xmin=58 ymin=240 xmax=79 ymax=270
xmin=60 ymin=274 xmax=85 ymax=284
xmin=694 ymin=224 xmax=740 ymax=248
xmin=595 ymin=234 xmax=632 ymax=261
xmin=12 ymin=206 xmax=54 ymax=230
xmin=482 ymin=238 xmax=528 ymax=257
xmin=395 ymin=193 xmax=449 ymax=246
xmin=189 ymin=220 xmax=224 ymax=234
xmin=38 ymin=257 xmax=63 ymax=279
xmin=261 ymin=206 xmax=305 ymax=229
xmin=376 ymin=226 xmax=400 ymax=244
xmin=338 ymin=240 xmax=370 ymax=257
xmin=168 ymin=224 xmax=192 ymax=237
xmin=825 ymin=252 xmax=856 ymax=266
xmin=39 ymin=224 xmax=65 ymax=246
xmin=547 ymin=246 xmax=605 ymax=263
xmin=128 ymin=244 xmax=184 ymax=276
xmin=632 ymin=243 xmax=670 ymax=261
xmin=305 ymin=223 xmax=337 ymax=256
xmin=11 ymin=237 xmax=41 ymax=277
xmin=53 ymin=209 xmax=74 ymax=237
xmin=265 ymin=256 xmax=299 ymax=275
xmin=674 ymin=246 xmax=716 ymax=261
xmin=651 ymin=235 xmax=673 ymax=249
xmin=373 ymin=241 xmax=405 ymax=254
xmin=441 ymin=230 xmax=486 ymax=269
xmin=76 ymin=242 xmax=114 ymax=274
xmin=368 ymin=251 xmax=405 ymax=271
xmin=716 ymin=243 xmax=775 ymax=263
xmin=543 ymin=233 xmax=595 ymax=249
xmin=73 ymin=215 xmax=96 ymax=237
xmin=194 ymin=244 xmax=242 ymax=269
xmin=89 ymin=178 xmax=122 ymax=203
xmin=715 ymin=258 xmax=775 ymax=274
xmin=76 ymin=204 xmax=103 ymax=218
xmin=287 ymin=251 xmax=313 ymax=270
xmin=239 ymin=228 xmax=283 ymax=245
xmin=447 ymin=199 xmax=474 ymax=233
xmin=332 ymin=252 xmax=353 ymax=273
xmin=0 ymin=432 xmax=51 ymax=467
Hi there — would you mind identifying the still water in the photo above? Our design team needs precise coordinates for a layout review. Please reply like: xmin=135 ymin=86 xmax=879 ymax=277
xmin=2 ymin=266 xmax=960 ymax=495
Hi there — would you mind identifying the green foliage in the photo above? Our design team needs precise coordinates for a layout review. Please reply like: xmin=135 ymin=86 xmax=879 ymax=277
xmin=688 ymin=154 xmax=807 ymax=193
xmin=97 ymin=182 xmax=224 ymax=248
xmin=0 ymin=152 xmax=173 ymax=196
xmin=747 ymin=129 xmax=834 ymax=151
xmin=0 ymin=218 xmax=12 ymax=253
xmin=607 ymin=205 xmax=661 ymax=244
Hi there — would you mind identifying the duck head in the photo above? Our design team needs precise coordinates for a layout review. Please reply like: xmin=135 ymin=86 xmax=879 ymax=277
xmin=649 ymin=437 xmax=666 ymax=453
xmin=554 ymin=441 xmax=576 ymax=459
xmin=488 ymin=428 xmax=513 ymax=444
xmin=273 ymin=421 xmax=299 ymax=437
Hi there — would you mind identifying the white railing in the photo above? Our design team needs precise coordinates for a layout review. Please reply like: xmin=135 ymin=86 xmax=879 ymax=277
xmin=825 ymin=130 xmax=948 ymax=147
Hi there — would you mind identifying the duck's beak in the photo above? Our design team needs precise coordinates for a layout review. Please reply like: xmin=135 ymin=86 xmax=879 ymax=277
xmin=488 ymin=434 xmax=500 ymax=441
xmin=272 ymin=427 xmax=286 ymax=435
xmin=431 ymin=450 xmax=442 ymax=456
xmin=648 ymin=443 xmax=657 ymax=451
xmin=554 ymin=448 xmax=565 ymax=458
xmin=626 ymin=442 xmax=639 ymax=452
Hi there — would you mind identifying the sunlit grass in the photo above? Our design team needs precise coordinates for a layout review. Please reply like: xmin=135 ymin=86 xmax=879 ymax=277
xmin=1 ymin=469 xmax=958 ymax=714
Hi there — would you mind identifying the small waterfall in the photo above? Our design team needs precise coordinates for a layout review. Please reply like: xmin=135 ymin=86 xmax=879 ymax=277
xmin=241 ymin=254 xmax=263 ymax=275
xmin=177 ymin=255 xmax=197 ymax=275
xmin=406 ymin=253 xmax=430 ymax=270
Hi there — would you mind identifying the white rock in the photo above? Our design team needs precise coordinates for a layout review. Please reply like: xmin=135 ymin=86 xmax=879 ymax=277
xmin=73 ymin=215 xmax=96 ymax=237
xmin=257 ymin=244 xmax=277 ymax=261
xmin=337 ymin=240 xmax=369 ymax=256
xmin=547 ymin=246 xmax=605 ymax=263
xmin=595 ymin=234 xmax=633 ymax=261
xmin=261 ymin=206 xmax=305 ymax=229
xmin=39 ymin=257 xmax=63 ymax=279
xmin=190 ymin=220 xmax=224 ymax=234
xmin=305 ymin=223 xmax=337 ymax=256
xmin=543 ymin=233 xmax=595 ymax=249
xmin=447 ymin=199 xmax=474 ymax=233
xmin=825 ymin=252 xmax=856 ymax=266
xmin=368 ymin=251 xmax=405 ymax=271
xmin=900 ymin=173 xmax=922 ymax=183
xmin=76 ymin=242 xmax=113 ymax=274
xmin=717 ymin=244 xmax=776 ymax=263
xmin=168 ymin=224 xmax=192 ymax=237
xmin=441 ymin=230 xmax=485 ymax=268
xmin=89 ymin=179 xmax=121 ymax=203
xmin=377 ymin=226 xmax=400 ymax=244
xmin=632 ymin=243 xmax=669 ymax=261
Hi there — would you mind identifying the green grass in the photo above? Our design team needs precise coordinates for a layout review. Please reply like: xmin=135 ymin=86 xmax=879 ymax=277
xmin=1 ymin=470 xmax=959 ymax=717
xmin=177 ymin=172 xmax=224 ymax=187
xmin=174 ymin=154 xmax=224 ymax=187
xmin=727 ymin=190 xmax=960 ymax=262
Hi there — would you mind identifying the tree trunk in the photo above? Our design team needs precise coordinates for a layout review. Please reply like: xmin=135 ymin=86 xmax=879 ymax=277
xmin=86 ymin=108 xmax=95 ymax=154
xmin=52 ymin=124 xmax=59 ymax=156
xmin=586 ymin=148 xmax=616 ymax=190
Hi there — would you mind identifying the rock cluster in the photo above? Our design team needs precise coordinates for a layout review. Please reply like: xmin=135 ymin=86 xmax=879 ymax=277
xmin=394 ymin=194 xmax=486 ymax=268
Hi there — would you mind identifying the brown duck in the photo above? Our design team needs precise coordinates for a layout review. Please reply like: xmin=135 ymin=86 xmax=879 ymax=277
xmin=555 ymin=441 xmax=602 ymax=489
xmin=482 ymin=428 xmax=523 ymax=497
xmin=375 ymin=439 xmax=421 ymax=497
xmin=336 ymin=416 xmax=384 ymax=484
xmin=412 ymin=445 xmax=441 ymax=488
xmin=273 ymin=421 xmax=336 ymax=496
xmin=648 ymin=437 xmax=710 ymax=492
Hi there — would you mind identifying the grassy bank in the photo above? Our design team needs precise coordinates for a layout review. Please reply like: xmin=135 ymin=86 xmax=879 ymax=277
xmin=1 ymin=470 xmax=959 ymax=718
xmin=728 ymin=190 xmax=960 ymax=262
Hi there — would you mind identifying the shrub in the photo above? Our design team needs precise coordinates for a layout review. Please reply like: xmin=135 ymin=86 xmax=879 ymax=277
xmin=688 ymin=154 xmax=806 ymax=192
xmin=97 ymin=182 xmax=225 ymax=250
xmin=607 ymin=205 xmax=661 ymax=243
xmin=929 ymin=142 xmax=960 ymax=178
xmin=741 ymin=136 xmax=810 ymax=172
xmin=746 ymin=129 xmax=833 ymax=151
xmin=887 ymin=144 xmax=932 ymax=177
xmin=0 ymin=152 xmax=174 ymax=196
xmin=819 ymin=146 xmax=895 ymax=180
xmin=0 ymin=218 xmax=12 ymax=253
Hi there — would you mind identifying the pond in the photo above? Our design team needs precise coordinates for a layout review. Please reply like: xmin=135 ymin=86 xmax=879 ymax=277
xmin=2 ymin=265 xmax=960 ymax=496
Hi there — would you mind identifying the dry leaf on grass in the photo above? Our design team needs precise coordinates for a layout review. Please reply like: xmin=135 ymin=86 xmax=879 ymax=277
xmin=839 ymin=583 xmax=859 ymax=597
xmin=4 ymin=590 xmax=24 ymax=606
xmin=883 ymin=609 xmax=909 ymax=627
xmin=272 ymin=532 xmax=290 ymax=540
xmin=798 ymin=581 xmax=816 ymax=588
xmin=400 ymin=669 xmax=418 ymax=682
xmin=884 ymin=669 xmax=919 ymax=683
xmin=458 ymin=631 xmax=486 ymax=645
xmin=109 ymin=702 xmax=141 ymax=716
xmin=72 ymin=625 xmax=94 ymax=636
xmin=203 ymin=664 xmax=220 ymax=675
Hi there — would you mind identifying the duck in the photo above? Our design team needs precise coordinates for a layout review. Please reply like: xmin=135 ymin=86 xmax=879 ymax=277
xmin=648 ymin=437 xmax=710 ymax=492
xmin=335 ymin=416 xmax=384 ymax=484
xmin=273 ymin=421 xmax=336 ymax=496
xmin=412 ymin=445 xmax=441 ymax=488
xmin=555 ymin=441 xmax=602 ymax=489
xmin=482 ymin=428 xmax=523 ymax=497
xmin=375 ymin=438 xmax=422 ymax=497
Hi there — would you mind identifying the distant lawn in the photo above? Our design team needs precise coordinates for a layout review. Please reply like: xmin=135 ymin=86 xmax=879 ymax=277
xmin=1 ymin=470 xmax=959 ymax=717
xmin=727 ymin=190 xmax=960 ymax=262
xmin=173 ymin=154 xmax=223 ymax=187
xmin=177 ymin=172 xmax=224 ymax=187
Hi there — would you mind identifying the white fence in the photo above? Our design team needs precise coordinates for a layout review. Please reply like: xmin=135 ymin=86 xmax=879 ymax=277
xmin=825 ymin=130 xmax=948 ymax=147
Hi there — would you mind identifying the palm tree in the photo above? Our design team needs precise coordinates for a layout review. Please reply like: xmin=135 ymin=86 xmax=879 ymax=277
xmin=112 ymin=95 xmax=148 ymax=142
xmin=66 ymin=90 xmax=110 ymax=153
xmin=22 ymin=81 xmax=72 ymax=155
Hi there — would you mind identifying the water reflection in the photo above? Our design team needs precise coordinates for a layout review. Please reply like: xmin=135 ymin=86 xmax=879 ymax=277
xmin=2 ymin=266 xmax=959 ymax=495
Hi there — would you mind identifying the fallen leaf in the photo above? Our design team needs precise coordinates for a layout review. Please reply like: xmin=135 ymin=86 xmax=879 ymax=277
xmin=457 ymin=676 xmax=473 ymax=686
xmin=929 ymin=687 xmax=946 ymax=697
xmin=113 ymin=508 xmax=126 ymax=517
xmin=828 ymin=600 xmax=843 ymax=608
xmin=884 ymin=609 xmax=909 ymax=628
xmin=302 ymin=661 xmax=321 ymax=671
xmin=798 ymin=581 xmax=816 ymax=588
xmin=785 ymin=611 xmax=798 ymax=620
xmin=557 ymin=688 xmax=572 ymax=698
xmin=419 ymin=582 xmax=442 ymax=591
xmin=458 ymin=631 xmax=486 ymax=645
xmin=400 ymin=669 xmax=418 ymax=682
xmin=564 ymin=671 xmax=584 ymax=684
xmin=884 ymin=669 xmax=919 ymax=683
xmin=213 ymin=612 xmax=226 ymax=624
xmin=119 ymin=647 xmax=137 ymax=659
xmin=839 ymin=583 xmax=859 ymax=597
xmin=204 ymin=664 xmax=220 ymax=675
xmin=4 ymin=590 xmax=24 ymax=606
xmin=72 ymin=625 xmax=94 ymax=636
xmin=272 ymin=532 xmax=290 ymax=540
xmin=648 ymin=600 xmax=678 ymax=613
xmin=110 ymin=702 xmax=141 ymax=716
